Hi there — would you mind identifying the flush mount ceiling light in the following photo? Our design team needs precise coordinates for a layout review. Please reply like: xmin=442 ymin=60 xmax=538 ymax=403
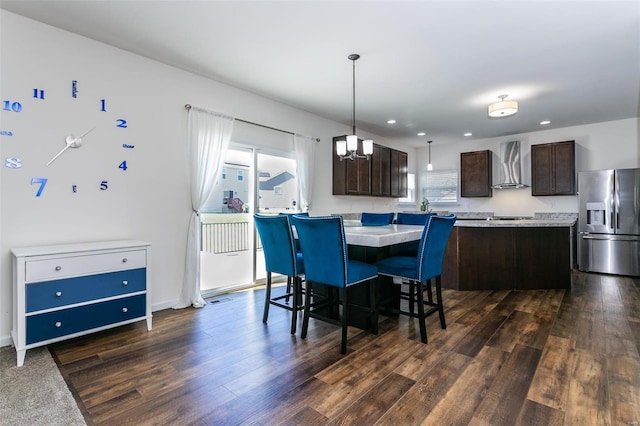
xmin=336 ymin=54 xmax=373 ymax=161
xmin=488 ymin=94 xmax=518 ymax=118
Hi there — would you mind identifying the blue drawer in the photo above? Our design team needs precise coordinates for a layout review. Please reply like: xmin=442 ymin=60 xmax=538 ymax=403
xmin=26 ymin=294 xmax=146 ymax=344
xmin=26 ymin=268 xmax=146 ymax=313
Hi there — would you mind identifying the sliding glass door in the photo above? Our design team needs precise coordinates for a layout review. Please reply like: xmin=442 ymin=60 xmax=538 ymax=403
xmin=200 ymin=148 xmax=255 ymax=295
xmin=199 ymin=147 xmax=299 ymax=296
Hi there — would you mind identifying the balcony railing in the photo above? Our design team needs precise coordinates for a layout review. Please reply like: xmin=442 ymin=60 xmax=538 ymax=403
xmin=201 ymin=221 xmax=251 ymax=254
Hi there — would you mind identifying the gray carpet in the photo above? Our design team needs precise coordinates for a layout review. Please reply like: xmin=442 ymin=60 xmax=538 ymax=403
xmin=0 ymin=346 xmax=86 ymax=426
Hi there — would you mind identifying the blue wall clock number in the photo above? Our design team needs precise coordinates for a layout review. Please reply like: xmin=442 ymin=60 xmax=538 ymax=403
xmin=33 ymin=89 xmax=45 ymax=99
xmin=100 ymin=99 xmax=106 ymax=112
xmin=31 ymin=178 xmax=48 ymax=197
xmin=3 ymin=101 xmax=22 ymax=112
xmin=100 ymin=180 xmax=108 ymax=190
xmin=116 ymin=119 xmax=127 ymax=128
xmin=118 ymin=161 xmax=128 ymax=171
xmin=5 ymin=157 xmax=22 ymax=168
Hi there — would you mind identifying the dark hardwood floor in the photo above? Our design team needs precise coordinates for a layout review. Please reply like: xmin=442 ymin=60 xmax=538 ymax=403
xmin=50 ymin=271 xmax=640 ymax=425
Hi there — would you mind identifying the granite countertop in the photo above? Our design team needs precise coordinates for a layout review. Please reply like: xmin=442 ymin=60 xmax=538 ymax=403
xmin=342 ymin=221 xmax=424 ymax=247
xmin=454 ymin=218 xmax=577 ymax=227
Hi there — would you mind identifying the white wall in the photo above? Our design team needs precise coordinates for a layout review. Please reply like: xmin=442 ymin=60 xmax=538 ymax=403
xmin=0 ymin=11 xmax=413 ymax=344
xmin=416 ymin=118 xmax=640 ymax=216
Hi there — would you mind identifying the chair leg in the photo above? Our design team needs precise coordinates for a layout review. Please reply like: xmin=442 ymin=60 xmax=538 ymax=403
xmin=436 ymin=275 xmax=446 ymax=329
xmin=340 ymin=287 xmax=348 ymax=354
xmin=369 ymin=280 xmax=378 ymax=335
xmin=285 ymin=276 xmax=292 ymax=303
xmin=415 ymin=280 xmax=428 ymax=344
xmin=426 ymin=278 xmax=434 ymax=303
xmin=408 ymin=282 xmax=415 ymax=314
xmin=263 ymin=272 xmax=272 ymax=324
xmin=290 ymin=276 xmax=299 ymax=334
xmin=301 ymin=280 xmax=312 ymax=339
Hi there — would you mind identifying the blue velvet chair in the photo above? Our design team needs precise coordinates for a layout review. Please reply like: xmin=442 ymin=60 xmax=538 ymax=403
xmin=395 ymin=212 xmax=435 ymax=257
xmin=290 ymin=215 xmax=378 ymax=354
xmin=254 ymin=214 xmax=305 ymax=334
xmin=280 ymin=212 xmax=308 ymax=300
xmin=360 ymin=212 xmax=395 ymax=225
xmin=396 ymin=212 xmax=433 ymax=225
xmin=376 ymin=214 xmax=456 ymax=344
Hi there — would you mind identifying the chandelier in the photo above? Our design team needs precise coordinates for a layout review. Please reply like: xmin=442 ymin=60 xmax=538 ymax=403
xmin=336 ymin=54 xmax=373 ymax=161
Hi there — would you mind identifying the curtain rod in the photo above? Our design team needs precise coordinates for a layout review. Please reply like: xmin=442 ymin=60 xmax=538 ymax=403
xmin=184 ymin=104 xmax=319 ymax=142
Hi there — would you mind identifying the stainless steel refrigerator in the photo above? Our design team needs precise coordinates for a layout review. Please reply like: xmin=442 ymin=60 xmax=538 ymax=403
xmin=578 ymin=168 xmax=640 ymax=276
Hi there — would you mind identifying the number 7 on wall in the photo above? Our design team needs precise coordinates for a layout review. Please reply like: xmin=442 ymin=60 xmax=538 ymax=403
xmin=31 ymin=177 xmax=48 ymax=197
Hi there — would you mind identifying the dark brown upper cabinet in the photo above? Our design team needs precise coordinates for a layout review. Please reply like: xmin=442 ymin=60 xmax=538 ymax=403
xmin=460 ymin=150 xmax=493 ymax=197
xmin=390 ymin=149 xmax=408 ymax=198
xmin=332 ymin=136 xmax=407 ymax=197
xmin=332 ymin=135 xmax=371 ymax=195
xmin=371 ymin=144 xmax=391 ymax=196
xmin=531 ymin=140 xmax=576 ymax=196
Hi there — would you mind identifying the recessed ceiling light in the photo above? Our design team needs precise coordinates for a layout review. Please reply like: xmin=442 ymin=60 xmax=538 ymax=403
xmin=417 ymin=132 xmax=426 ymax=136
xmin=540 ymin=120 xmax=551 ymax=125
xmin=387 ymin=119 xmax=396 ymax=124
xmin=464 ymin=132 xmax=473 ymax=137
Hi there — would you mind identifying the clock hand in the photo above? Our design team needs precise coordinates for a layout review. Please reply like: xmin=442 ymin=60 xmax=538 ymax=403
xmin=46 ymin=126 xmax=95 ymax=166
xmin=70 ymin=126 xmax=96 ymax=147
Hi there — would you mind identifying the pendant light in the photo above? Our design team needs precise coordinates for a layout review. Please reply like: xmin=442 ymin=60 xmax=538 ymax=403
xmin=427 ymin=140 xmax=433 ymax=170
xmin=488 ymin=94 xmax=518 ymax=118
xmin=336 ymin=54 xmax=373 ymax=161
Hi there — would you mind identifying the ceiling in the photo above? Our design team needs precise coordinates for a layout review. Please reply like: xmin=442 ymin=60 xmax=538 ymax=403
xmin=2 ymin=1 xmax=639 ymax=147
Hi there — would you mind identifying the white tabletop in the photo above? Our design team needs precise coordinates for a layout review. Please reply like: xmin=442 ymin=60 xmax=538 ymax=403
xmin=342 ymin=221 xmax=424 ymax=247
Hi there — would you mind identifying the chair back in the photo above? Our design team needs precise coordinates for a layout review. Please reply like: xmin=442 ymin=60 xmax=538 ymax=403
xmin=254 ymin=214 xmax=301 ymax=277
xmin=416 ymin=215 xmax=457 ymax=281
xmin=291 ymin=215 xmax=348 ymax=288
xmin=361 ymin=212 xmax=395 ymax=225
xmin=279 ymin=212 xmax=309 ymax=217
xmin=396 ymin=212 xmax=434 ymax=225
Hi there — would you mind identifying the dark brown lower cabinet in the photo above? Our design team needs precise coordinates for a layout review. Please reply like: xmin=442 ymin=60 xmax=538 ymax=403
xmin=442 ymin=226 xmax=572 ymax=290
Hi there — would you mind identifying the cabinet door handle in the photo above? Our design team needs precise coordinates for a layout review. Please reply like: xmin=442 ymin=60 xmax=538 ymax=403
xmin=55 ymin=291 xmax=62 ymax=297
xmin=122 ymin=258 xmax=128 ymax=263
xmin=55 ymin=266 xmax=62 ymax=271
xmin=122 ymin=307 xmax=128 ymax=313
xmin=122 ymin=281 xmax=128 ymax=286
xmin=55 ymin=321 xmax=62 ymax=328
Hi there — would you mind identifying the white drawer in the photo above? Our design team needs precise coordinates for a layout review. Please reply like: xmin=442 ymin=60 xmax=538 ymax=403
xmin=25 ymin=249 xmax=146 ymax=282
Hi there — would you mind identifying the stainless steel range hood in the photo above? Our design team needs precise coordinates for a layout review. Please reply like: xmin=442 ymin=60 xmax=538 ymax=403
xmin=491 ymin=141 xmax=528 ymax=189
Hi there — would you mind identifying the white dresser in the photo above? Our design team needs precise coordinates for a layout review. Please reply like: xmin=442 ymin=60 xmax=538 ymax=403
xmin=11 ymin=240 xmax=152 ymax=366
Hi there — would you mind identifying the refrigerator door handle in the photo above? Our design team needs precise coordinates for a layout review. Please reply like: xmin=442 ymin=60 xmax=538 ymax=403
xmin=614 ymin=171 xmax=620 ymax=230
xmin=581 ymin=234 xmax=640 ymax=242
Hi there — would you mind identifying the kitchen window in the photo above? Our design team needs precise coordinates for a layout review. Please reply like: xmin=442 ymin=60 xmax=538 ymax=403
xmin=421 ymin=169 xmax=458 ymax=204
xmin=396 ymin=173 xmax=416 ymax=205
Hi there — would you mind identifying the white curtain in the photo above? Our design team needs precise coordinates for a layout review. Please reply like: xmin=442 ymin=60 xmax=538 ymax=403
xmin=174 ymin=107 xmax=234 ymax=309
xmin=294 ymin=134 xmax=316 ymax=212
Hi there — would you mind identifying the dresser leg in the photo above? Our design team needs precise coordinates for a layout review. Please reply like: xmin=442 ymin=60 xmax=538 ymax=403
xmin=146 ymin=316 xmax=153 ymax=331
xmin=16 ymin=349 xmax=26 ymax=367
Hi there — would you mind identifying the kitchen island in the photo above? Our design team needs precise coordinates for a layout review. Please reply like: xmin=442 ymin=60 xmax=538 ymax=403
xmin=442 ymin=218 xmax=577 ymax=290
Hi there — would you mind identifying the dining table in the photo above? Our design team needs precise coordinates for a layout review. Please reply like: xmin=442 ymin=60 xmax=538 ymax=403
xmin=313 ymin=220 xmax=426 ymax=330
xmin=342 ymin=220 xmax=425 ymax=248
